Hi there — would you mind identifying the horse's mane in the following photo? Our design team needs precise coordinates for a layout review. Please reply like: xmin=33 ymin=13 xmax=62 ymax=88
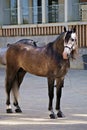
xmin=54 ymin=32 xmax=65 ymax=42
xmin=47 ymin=32 xmax=65 ymax=49
xmin=45 ymin=32 xmax=65 ymax=57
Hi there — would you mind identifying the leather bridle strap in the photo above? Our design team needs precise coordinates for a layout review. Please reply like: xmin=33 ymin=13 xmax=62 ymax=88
xmin=64 ymin=44 xmax=74 ymax=51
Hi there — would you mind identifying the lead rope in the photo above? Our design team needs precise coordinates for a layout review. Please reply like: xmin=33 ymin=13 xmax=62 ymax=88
xmin=76 ymin=52 xmax=87 ymax=65
xmin=65 ymin=69 xmax=87 ymax=95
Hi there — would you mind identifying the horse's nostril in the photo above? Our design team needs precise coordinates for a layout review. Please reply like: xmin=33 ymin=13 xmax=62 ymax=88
xmin=62 ymin=52 xmax=68 ymax=59
xmin=67 ymin=54 xmax=70 ymax=59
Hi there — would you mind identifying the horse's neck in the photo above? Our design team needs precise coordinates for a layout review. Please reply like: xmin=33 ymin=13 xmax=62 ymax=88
xmin=53 ymin=38 xmax=64 ymax=54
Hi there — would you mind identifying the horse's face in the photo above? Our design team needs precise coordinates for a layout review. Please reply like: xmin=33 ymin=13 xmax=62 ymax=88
xmin=63 ymin=26 xmax=77 ymax=59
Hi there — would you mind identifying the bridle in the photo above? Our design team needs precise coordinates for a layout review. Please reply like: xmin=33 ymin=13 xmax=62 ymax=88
xmin=63 ymin=33 xmax=77 ymax=59
xmin=64 ymin=42 xmax=75 ymax=54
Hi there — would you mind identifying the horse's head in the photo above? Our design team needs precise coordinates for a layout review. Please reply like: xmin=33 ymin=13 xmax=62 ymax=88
xmin=63 ymin=26 xmax=78 ymax=60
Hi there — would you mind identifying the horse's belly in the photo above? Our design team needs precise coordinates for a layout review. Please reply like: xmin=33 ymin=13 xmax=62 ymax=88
xmin=21 ymin=62 xmax=49 ymax=77
xmin=26 ymin=67 xmax=48 ymax=77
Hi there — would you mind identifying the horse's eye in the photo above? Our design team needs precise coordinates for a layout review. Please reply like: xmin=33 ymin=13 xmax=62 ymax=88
xmin=71 ymin=38 xmax=74 ymax=41
xmin=71 ymin=38 xmax=76 ymax=42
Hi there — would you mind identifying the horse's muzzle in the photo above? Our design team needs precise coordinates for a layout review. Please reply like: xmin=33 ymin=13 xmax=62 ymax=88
xmin=62 ymin=52 xmax=69 ymax=59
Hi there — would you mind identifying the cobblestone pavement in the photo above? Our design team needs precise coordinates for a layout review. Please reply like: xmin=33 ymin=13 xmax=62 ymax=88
xmin=0 ymin=68 xmax=87 ymax=130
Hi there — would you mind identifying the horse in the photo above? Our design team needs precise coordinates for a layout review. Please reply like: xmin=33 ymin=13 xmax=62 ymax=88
xmin=5 ymin=26 xmax=77 ymax=119
xmin=0 ymin=39 xmax=37 ymax=65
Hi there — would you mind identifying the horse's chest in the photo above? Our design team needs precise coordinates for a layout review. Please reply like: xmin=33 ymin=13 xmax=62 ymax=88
xmin=52 ymin=60 xmax=70 ymax=78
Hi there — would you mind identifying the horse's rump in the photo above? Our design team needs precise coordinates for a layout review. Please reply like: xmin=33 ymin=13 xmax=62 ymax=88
xmin=0 ymin=39 xmax=37 ymax=65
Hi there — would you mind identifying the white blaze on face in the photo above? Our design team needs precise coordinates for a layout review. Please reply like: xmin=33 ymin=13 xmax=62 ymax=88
xmin=64 ymin=32 xmax=77 ymax=53
xmin=63 ymin=32 xmax=77 ymax=59
xmin=71 ymin=32 xmax=76 ymax=39
xmin=71 ymin=32 xmax=77 ymax=50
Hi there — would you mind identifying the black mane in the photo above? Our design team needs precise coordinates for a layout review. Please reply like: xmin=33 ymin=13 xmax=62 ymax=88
xmin=47 ymin=32 xmax=65 ymax=48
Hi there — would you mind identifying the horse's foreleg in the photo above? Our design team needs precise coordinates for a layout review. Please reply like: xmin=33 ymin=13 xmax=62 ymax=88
xmin=56 ymin=79 xmax=64 ymax=118
xmin=12 ymin=69 xmax=26 ymax=113
xmin=47 ymin=77 xmax=55 ymax=119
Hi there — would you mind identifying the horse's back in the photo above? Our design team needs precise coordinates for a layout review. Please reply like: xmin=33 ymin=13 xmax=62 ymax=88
xmin=15 ymin=39 xmax=37 ymax=47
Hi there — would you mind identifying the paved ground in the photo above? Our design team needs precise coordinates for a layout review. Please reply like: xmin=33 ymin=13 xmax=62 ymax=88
xmin=0 ymin=68 xmax=87 ymax=130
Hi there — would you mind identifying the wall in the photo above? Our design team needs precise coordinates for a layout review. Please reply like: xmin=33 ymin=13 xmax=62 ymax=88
xmin=0 ymin=23 xmax=87 ymax=69
xmin=67 ymin=0 xmax=79 ymax=21
xmin=0 ymin=23 xmax=87 ymax=47
xmin=0 ymin=0 xmax=3 ymax=25
xmin=0 ymin=35 xmax=87 ymax=69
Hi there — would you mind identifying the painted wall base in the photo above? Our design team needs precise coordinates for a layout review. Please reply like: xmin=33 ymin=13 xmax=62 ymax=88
xmin=0 ymin=36 xmax=87 ymax=69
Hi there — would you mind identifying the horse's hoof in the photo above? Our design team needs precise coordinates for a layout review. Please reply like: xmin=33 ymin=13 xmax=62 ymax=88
xmin=6 ymin=109 xmax=13 ymax=113
xmin=49 ymin=113 xmax=56 ymax=119
xmin=57 ymin=110 xmax=64 ymax=118
xmin=15 ymin=108 xmax=22 ymax=113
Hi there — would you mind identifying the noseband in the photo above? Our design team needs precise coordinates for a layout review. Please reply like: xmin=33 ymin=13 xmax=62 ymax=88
xmin=64 ymin=45 xmax=75 ymax=59
xmin=64 ymin=44 xmax=74 ymax=51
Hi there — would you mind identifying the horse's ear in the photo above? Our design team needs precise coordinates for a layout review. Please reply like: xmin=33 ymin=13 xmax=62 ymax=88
xmin=7 ymin=43 xmax=11 ymax=47
xmin=64 ymin=27 xmax=67 ymax=32
xmin=73 ymin=26 xmax=76 ymax=32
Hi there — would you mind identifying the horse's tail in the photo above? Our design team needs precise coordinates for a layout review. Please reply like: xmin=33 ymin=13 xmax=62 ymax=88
xmin=0 ymin=47 xmax=8 ymax=65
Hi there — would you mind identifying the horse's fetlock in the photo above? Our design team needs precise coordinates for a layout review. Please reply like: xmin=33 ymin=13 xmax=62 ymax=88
xmin=57 ymin=110 xmax=65 ymax=118
xmin=13 ymin=102 xmax=18 ymax=107
xmin=6 ymin=104 xmax=12 ymax=113
xmin=49 ymin=110 xmax=56 ymax=119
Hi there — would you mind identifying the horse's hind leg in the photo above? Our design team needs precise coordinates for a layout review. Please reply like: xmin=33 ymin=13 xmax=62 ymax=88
xmin=12 ymin=69 xmax=26 ymax=113
xmin=47 ymin=77 xmax=55 ymax=119
xmin=11 ymin=78 xmax=22 ymax=113
xmin=5 ymin=68 xmax=17 ymax=113
xmin=56 ymin=79 xmax=64 ymax=118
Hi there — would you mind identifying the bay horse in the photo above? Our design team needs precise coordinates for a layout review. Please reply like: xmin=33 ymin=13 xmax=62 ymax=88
xmin=5 ymin=27 xmax=77 ymax=119
xmin=0 ymin=39 xmax=37 ymax=65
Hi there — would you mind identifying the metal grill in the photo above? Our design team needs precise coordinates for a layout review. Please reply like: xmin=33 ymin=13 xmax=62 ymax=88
xmin=48 ymin=4 xmax=64 ymax=23
xmin=0 ymin=24 xmax=87 ymax=48
xmin=72 ymin=2 xmax=87 ymax=21
xmin=3 ymin=4 xmax=64 ymax=25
